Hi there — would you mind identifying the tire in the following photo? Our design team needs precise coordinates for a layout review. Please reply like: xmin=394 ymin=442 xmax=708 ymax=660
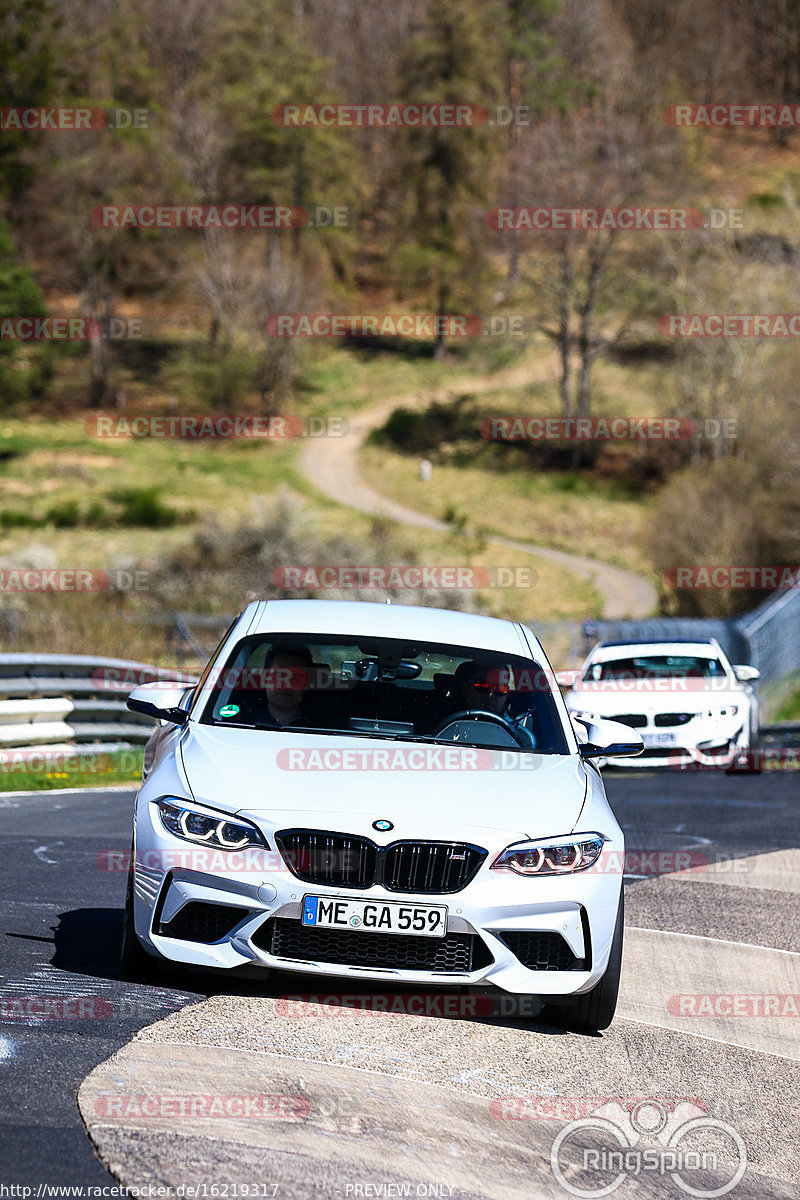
xmin=726 ymin=727 xmax=762 ymax=774
xmin=542 ymin=892 xmax=624 ymax=1033
xmin=120 ymin=849 xmax=158 ymax=978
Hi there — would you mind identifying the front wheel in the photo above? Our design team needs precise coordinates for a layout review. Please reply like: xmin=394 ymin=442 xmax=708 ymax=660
xmin=541 ymin=892 xmax=624 ymax=1033
xmin=726 ymin=726 xmax=762 ymax=773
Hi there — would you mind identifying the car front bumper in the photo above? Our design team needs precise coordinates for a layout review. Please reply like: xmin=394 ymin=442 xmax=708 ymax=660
xmin=605 ymin=723 xmax=744 ymax=768
xmin=131 ymin=802 xmax=623 ymax=999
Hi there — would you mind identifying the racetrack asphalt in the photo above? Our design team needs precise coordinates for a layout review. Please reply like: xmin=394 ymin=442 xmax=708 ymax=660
xmin=1 ymin=770 xmax=798 ymax=1197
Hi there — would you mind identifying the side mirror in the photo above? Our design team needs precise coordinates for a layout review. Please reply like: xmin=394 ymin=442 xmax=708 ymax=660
xmin=575 ymin=716 xmax=644 ymax=759
xmin=733 ymin=665 xmax=760 ymax=683
xmin=127 ymin=681 xmax=192 ymax=726
xmin=556 ymin=669 xmax=579 ymax=689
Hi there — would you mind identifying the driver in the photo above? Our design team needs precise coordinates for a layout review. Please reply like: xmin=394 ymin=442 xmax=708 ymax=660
xmin=261 ymin=644 xmax=314 ymax=726
xmin=453 ymin=661 xmax=511 ymax=716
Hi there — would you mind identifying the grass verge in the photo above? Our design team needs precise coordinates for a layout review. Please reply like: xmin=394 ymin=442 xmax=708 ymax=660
xmin=0 ymin=746 xmax=144 ymax=792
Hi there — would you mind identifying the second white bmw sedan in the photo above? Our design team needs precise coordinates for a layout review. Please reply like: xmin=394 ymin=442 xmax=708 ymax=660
xmin=123 ymin=600 xmax=642 ymax=1031
xmin=559 ymin=638 xmax=760 ymax=769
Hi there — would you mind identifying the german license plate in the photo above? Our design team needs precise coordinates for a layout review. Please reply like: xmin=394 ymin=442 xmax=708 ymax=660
xmin=302 ymin=896 xmax=447 ymax=938
xmin=642 ymin=731 xmax=677 ymax=746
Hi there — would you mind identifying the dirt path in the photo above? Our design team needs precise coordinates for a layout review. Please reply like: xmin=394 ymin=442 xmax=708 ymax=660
xmin=298 ymin=361 xmax=657 ymax=619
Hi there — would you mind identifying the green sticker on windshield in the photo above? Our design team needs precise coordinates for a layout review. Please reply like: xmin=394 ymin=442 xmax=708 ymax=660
xmin=219 ymin=704 xmax=240 ymax=718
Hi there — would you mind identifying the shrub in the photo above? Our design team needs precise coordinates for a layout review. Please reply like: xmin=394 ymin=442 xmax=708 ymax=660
xmin=46 ymin=499 xmax=82 ymax=528
xmin=110 ymin=487 xmax=184 ymax=528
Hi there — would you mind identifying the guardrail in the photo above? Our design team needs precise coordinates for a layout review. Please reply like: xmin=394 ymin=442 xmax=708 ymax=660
xmin=587 ymin=589 xmax=800 ymax=691
xmin=0 ymin=655 xmax=197 ymax=750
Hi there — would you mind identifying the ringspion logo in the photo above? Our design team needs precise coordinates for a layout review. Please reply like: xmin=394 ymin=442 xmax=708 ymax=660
xmin=546 ymin=1099 xmax=746 ymax=1198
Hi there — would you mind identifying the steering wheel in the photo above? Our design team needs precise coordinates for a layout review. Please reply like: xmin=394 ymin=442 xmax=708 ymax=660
xmin=432 ymin=709 xmax=532 ymax=750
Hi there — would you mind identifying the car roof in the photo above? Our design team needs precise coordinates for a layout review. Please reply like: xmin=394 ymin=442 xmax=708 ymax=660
xmin=242 ymin=598 xmax=537 ymax=657
xmin=588 ymin=639 xmax=724 ymax=662
xmin=594 ymin=638 xmax=716 ymax=648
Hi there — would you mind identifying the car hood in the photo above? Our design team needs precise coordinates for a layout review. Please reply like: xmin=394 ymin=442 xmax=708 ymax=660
xmin=178 ymin=723 xmax=587 ymax=842
xmin=565 ymin=683 xmax=744 ymax=715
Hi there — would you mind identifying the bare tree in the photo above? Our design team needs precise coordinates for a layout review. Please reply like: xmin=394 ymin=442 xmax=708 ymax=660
xmin=516 ymin=104 xmax=680 ymax=419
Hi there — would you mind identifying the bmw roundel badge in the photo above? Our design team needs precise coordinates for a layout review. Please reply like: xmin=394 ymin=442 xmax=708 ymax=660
xmin=372 ymin=819 xmax=393 ymax=832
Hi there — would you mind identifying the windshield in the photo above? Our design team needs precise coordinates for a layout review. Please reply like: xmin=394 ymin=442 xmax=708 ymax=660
xmin=584 ymin=654 xmax=727 ymax=681
xmin=198 ymin=634 xmax=569 ymax=754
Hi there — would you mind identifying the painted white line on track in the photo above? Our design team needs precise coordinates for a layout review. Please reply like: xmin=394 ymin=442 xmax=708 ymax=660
xmin=661 ymin=847 xmax=800 ymax=893
xmin=617 ymin=1016 xmax=800 ymax=1063
xmin=33 ymin=842 xmax=64 ymax=864
xmin=110 ymin=1037 xmax=498 ymax=1100
xmin=627 ymin=926 xmax=800 ymax=956
xmin=620 ymin=927 xmax=800 ymax=1059
xmin=0 ymin=784 xmax=135 ymax=799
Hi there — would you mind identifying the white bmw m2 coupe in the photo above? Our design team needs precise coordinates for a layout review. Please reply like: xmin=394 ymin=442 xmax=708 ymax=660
xmin=123 ymin=600 xmax=642 ymax=1031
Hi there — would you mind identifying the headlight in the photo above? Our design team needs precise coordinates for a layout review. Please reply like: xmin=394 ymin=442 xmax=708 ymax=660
xmin=492 ymin=834 xmax=606 ymax=876
xmin=155 ymin=797 xmax=267 ymax=850
xmin=706 ymin=705 xmax=739 ymax=719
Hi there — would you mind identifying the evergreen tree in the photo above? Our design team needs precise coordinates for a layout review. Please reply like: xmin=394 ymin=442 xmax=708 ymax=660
xmin=392 ymin=0 xmax=504 ymax=355
xmin=0 ymin=0 xmax=59 ymax=199
xmin=0 ymin=218 xmax=51 ymax=407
